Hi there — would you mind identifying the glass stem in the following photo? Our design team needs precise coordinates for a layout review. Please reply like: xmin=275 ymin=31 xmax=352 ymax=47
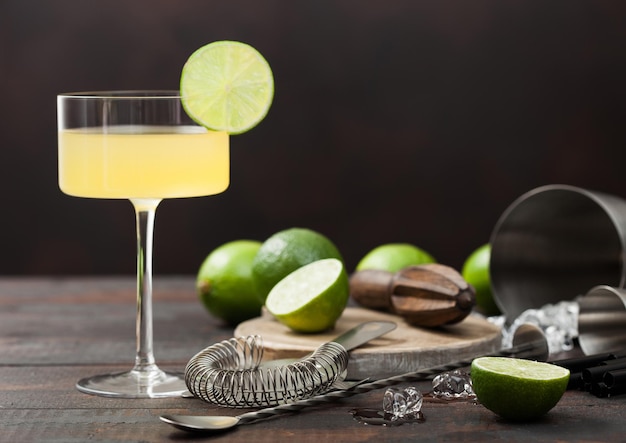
xmin=130 ymin=198 xmax=162 ymax=376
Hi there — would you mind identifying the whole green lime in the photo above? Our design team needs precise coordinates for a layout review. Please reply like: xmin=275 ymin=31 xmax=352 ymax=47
xmin=355 ymin=243 xmax=436 ymax=273
xmin=197 ymin=240 xmax=263 ymax=326
xmin=471 ymin=357 xmax=570 ymax=421
xmin=461 ymin=244 xmax=500 ymax=317
xmin=252 ymin=228 xmax=344 ymax=303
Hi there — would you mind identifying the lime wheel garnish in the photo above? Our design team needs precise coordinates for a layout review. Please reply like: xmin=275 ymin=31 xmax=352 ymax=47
xmin=180 ymin=40 xmax=274 ymax=134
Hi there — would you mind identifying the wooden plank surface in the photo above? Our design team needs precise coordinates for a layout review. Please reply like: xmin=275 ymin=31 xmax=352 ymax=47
xmin=0 ymin=276 xmax=231 ymax=365
xmin=0 ymin=277 xmax=625 ymax=443
xmin=1 ymin=363 xmax=624 ymax=443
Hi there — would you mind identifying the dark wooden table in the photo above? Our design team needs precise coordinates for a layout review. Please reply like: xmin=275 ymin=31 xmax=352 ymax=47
xmin=0 ymin=277 xmax=624 ymax=442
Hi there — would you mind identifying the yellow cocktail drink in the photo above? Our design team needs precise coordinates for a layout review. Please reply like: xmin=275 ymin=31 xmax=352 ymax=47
xmin=58 ymin=125 xmax=229 ymax=199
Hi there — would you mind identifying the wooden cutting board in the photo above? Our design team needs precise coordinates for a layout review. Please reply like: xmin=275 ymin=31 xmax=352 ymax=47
xmin=234 ymin=307 xmax=502 ymax=379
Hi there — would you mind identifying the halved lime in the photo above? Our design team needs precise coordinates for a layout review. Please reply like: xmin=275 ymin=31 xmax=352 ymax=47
xmin=180 ymin=40 xmax=274 ymax=134
xmin=265 ymin=258 xmax=349 ymax=333
xmin=471 ymin=357 xmax=570 ymax=421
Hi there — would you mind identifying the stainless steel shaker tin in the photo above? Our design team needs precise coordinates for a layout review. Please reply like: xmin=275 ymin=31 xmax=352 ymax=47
xmin=490 ymin=184 xmax=626 ymax=323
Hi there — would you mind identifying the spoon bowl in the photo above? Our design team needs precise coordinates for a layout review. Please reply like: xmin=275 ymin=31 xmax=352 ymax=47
xmin=160 ymin=414 xmax=240 ymax=432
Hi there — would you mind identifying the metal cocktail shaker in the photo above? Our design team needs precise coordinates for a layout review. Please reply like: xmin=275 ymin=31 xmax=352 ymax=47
xmin=490 ymin=184 xmax=626 ymax=325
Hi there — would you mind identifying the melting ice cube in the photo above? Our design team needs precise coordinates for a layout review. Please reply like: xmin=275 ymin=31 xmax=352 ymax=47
xmin=382 ymin=387 xmax=423 ymax=421
xmin=432 ymin=369 xmax=475 ymax=399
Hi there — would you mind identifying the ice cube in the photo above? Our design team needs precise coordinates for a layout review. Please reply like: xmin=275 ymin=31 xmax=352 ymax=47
xmin=382 ymin=387 xmax=423 ymax=421
xmin=432 ymin=369 xmax=475 ymax=399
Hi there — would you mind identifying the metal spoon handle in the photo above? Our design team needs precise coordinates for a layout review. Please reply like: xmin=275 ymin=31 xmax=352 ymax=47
xmin=236 ymin=337 xmax=546 ymax=425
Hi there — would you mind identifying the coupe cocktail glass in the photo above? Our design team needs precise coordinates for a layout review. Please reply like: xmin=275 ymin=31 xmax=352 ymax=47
xmin=57 ymin=91 xmax=229 ymax=398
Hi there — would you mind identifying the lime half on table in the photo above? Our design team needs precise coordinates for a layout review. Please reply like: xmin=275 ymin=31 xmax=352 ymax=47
xmin=471 ymin=357 xmax=570 ymax=421
xmin=180 ymin=40 xmax=274 ymax=134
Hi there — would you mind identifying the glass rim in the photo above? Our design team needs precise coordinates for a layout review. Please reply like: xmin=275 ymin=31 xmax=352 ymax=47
xmin=58 ymin=90 xmax=181 ymax=99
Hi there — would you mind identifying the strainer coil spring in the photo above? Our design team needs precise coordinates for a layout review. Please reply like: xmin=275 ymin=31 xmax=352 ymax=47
xmin=185 ymin=335 xmax=349 ymax=408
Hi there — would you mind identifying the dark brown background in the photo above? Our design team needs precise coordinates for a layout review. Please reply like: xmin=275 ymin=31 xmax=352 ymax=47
xmin=1 ymin=1 xmax=625 ymax=275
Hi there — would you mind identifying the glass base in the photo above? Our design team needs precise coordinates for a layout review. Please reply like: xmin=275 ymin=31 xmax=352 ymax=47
xmin=76 ymin=367 xmax=186 ymax=398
